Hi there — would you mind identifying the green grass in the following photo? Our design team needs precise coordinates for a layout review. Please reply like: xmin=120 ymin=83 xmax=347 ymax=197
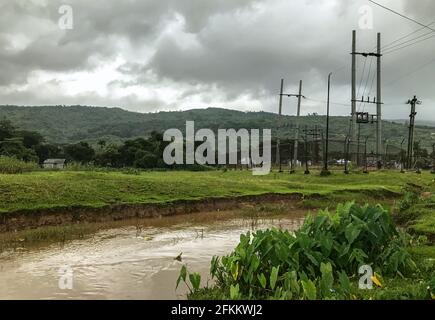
xmin=0 ymin=170 xmax=433 ymax=213
xmin=358 ymin=245 xmax=435 ymax=300
xmin=399 ymin=199 xmax=435 ymax=239
xmin=0 ymin=156 xmax=39 ymax=174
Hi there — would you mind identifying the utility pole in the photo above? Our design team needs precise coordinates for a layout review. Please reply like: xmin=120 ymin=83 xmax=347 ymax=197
xmin=344 ymin=136 xmax=350 ymax=174
xmin=364 ymin=136 xmax=369 ymax=174
xmin=351 ymin=32 xmax=382 ymax=167
xmin=351 ymin=30 xmax=357 ymax=143
xmin=415 ymin=140 xmax=421 ymax=174
xmin=303 ymin=125 xmax=310 ymax=175
xmin=406 ymin=96 xmax=421 ymax=169
xmin=376 ymin=32 xmax=382 ymax=162
xmin=322 ymin=73 xmax=332 ymax=176
xmin=304 ymin=126 xmax=322 ymax=166
xmin=431 ymin=143 xmax=435 ymax=174
xmin=293 ymin=80 xmax=303 ymax=170
xmin=276 ymin=79 xmax=284 ymax=171
xmin=384 ymin=139 xmax=389 ymax=166
xmin=400 ymin=138 xmax=406 ymax=173
xmin=357 ymin=122 xmax=361 ymax=167
xmin=279 ymin=80 xmax=305 ymax=173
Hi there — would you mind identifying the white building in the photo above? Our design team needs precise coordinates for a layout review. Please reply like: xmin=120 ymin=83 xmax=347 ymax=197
xmin=43 ymin=159 xmax=66 ymax=169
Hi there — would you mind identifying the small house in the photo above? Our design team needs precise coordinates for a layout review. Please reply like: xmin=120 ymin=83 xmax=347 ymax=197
xmin=43 ymin=159 xmax=66 ymax=169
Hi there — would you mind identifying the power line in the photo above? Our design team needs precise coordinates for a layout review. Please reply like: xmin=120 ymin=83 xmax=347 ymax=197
xmin=368 ymin=0 xmax=435 ymax=32
xmin=365 ymin=71 xmax=377 ymax=112
xmin=360 ymin=57 xmax=374 ymax=112
xmin=356 ymin=57 xmax=367 ymax=103
xmin=385 ymin=31 xmax=434 ymax=52
xmin=383 ymin=30 xmax=435 ymax=52
xmin=383 ymin=33 xmax=435 ymax=55
xmin=381 ymin=21 xmax=435 ymax=51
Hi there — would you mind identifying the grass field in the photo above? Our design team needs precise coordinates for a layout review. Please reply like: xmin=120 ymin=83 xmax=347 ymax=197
xmin=0 ymin=169 xmax=433 ymax=300
xmin=0 ymin=170 xmax=433 ymax=213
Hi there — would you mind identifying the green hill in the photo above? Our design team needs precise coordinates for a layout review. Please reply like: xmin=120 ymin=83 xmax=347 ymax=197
xmin=0 ymin=105 xmax=434 ymax=150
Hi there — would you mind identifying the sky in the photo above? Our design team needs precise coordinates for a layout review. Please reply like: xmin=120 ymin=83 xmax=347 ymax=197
xmin=0 ymin=0 xmax=434 ymax=120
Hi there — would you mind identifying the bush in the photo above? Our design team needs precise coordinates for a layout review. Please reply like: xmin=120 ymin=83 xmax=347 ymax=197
xmin=398 ymin=185 xmax=420 ymax=212
xmin=0 ymin=156 xmax=39 ymax=174
xmin=179 ymin=203 xmax=417 ymax=300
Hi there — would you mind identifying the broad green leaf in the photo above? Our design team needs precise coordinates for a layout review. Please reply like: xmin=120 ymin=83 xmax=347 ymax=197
xmin=176 ymin=265 xmax=187 ymax=289
xmin=338 ymin=271 xmax=351 ymax=295
xmin=230 ymin=284 xmax=240 ymax=300
xmin=345 ymin=224 xmax=361 ymax=244
xmin=301 ymin=280 xmax=317 ymax=300
xmin=231 ymin=261 xmax=239 ymax=281
xmin=189 ymin=273 xmax=201 ymax=290
xmin=258 ymin=273 xmax=267 ymax=289
xmin=320 ymin=262 xmax=334 ymax=297
xmin=270 ymin=266 xmax=279 ymax=290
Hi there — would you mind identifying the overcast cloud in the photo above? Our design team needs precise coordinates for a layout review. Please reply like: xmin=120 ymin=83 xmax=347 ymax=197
xmin=0 ymin=0 xmax=434 ymax=120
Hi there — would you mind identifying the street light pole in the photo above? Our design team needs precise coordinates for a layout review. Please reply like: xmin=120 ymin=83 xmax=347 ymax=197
xmin=321 ymin=73 xmax=332 ymax=176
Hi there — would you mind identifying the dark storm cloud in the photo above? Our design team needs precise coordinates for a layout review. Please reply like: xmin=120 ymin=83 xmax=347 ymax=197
xmin=0 ymin=0 xmax=260 ymax=85
xmin=0 ymin=0 xmax=434 ymax=119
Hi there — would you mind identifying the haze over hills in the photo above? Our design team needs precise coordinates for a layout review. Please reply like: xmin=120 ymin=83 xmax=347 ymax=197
xmin=0 ymin=105 xmax=434 ymax=150
xmin=392 ymin=119 xmax=435 ymax=127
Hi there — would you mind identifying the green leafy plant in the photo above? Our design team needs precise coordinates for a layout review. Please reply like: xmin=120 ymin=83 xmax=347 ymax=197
xmin=0 ymin=156 xmax=39 ymax=174
xmin=176 ymin=265 xmax=202 ymax=293
xmin=184 ymin=202 xmax=417 ymax=300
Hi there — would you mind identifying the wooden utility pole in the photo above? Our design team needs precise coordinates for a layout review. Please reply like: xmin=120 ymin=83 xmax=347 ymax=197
xmin=351 ymin=30 xmax=357 ymax=143
xmin=276 ymin=79 xmax=284 ymax=171
xmin=406 ymin=96 xmax=421 ymax=169
xmin=376 ymin=33 xmax=382 ymax=160
xmin=293 ymin=80 xmax=303 ymax=169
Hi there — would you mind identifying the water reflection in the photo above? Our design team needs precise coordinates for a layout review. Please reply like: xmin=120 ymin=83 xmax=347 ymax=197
xmin=0 ymin=211 xmax=305 ymax=300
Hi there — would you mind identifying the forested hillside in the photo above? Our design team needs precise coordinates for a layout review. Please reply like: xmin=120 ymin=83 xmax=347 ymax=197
xmin=0 ymin=105 xmax=434 ymax=149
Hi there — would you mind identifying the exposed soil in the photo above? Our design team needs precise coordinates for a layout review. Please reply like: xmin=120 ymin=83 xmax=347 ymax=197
xmin=0 ymin=193 xmax=304 ymax=232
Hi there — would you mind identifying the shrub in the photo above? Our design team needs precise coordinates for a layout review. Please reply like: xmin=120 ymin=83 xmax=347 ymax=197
xmin=0 ymin=156 xmax=39 ymax=174
xmin=398 ymin=190 xmax=419 ymax=212
xmin=179 ymin=203 xmax=417 ymax=300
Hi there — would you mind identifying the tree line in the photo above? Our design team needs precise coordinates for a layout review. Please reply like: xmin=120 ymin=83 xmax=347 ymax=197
xmin=1 ymin=118 xmax=433 ymax=170
xmin=0 ymin=119 xmax=169 ymax=168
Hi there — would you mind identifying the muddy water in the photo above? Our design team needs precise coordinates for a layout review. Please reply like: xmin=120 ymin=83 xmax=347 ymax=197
xmin=0 ymin=212 xmax=305 ymax=300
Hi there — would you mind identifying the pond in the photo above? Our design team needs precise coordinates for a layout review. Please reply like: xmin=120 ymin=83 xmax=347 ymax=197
xmin=0 ymin=210 xmax=305 ymax=300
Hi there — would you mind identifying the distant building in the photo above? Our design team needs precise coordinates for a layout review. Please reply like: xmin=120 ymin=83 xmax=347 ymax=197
xmin=43 ymin=159 xmax=66 ymax=169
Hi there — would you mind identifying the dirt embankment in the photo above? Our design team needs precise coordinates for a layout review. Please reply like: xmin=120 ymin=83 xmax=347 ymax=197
xmin=0 ymin=193 xmax=305 ymax=232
